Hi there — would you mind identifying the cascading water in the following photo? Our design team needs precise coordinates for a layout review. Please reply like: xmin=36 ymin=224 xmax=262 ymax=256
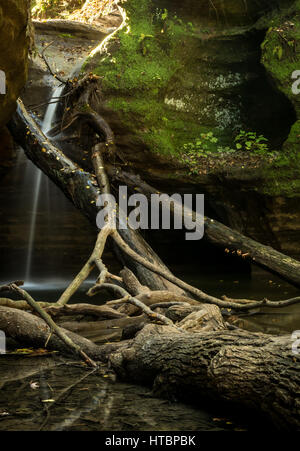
xmin=24 ymin=84 xmax=65 ymax=282
xmin=24 ymin=56 xmax=91 ymax=284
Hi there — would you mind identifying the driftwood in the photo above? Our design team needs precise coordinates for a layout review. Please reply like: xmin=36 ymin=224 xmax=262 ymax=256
xmin=106 ymin=324 xmax=300 ymax=431
xmin=58 ymin=315 xmax=149 ymax=343
xmin=44 ymin=303 xmax=126 ymax=320
xmin=0 ymin=306 xmax=107 ymax=360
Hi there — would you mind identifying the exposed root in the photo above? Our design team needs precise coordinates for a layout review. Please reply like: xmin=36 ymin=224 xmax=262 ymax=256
xmin=99 ymin=283 xmax=174 ymax=326
xmin=57 ymin=224 xmax=112 ymax=306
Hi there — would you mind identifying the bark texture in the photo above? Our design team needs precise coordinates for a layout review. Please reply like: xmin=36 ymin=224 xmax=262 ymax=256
xmin=108 ymin=324 xmax=300 ymax=430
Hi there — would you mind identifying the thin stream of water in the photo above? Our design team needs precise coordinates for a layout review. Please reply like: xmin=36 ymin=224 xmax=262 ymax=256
xmin=24 ymin=55 xmax=90 ymax=284
xmin=25 ymin=84 xmax=65 ymax=282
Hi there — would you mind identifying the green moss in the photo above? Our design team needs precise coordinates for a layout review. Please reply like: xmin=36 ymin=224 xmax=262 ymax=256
xmin=86 ymin=0 xmax=210 ymax=157
xmin=258 ymin=163 xmax=300 ymax=197
xmin=261 ymin=7 xmax=300 ymax=132
xmin=259 ymin=2 xmax=300 ymax=196
xmin=90 ymin=0 xmax=183 ymax=95
xmin=107 ymin=95 xmax=207 ymax=155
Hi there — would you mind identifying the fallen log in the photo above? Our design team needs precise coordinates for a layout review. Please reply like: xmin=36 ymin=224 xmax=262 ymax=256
xmin=114 ymin=170 xmax=300 ymax=288
xmin=0 ymin=306 xmax=106 ymax=360
xmin=106 ymin=324 xmax=300 ymax=431
xmin=33 ymin=19 xmax=110 ymax=41
xmin=59 ymin=315 xmax=149 ymax=343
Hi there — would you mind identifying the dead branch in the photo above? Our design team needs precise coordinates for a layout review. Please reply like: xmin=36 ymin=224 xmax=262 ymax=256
xmin=57 ymin=224 xmax=113 ymax=306
xmin=97 ymin=283 xmax=174 ymax=326
xmin=33 ymin=19 xmax=110 ymax=41
xmin=0 ymin=306 xmax=113 ymax=360
xmin=111 ymin=230 xmax=256 ymax=310
xmin=0 ymin=298 xmax=52 ymax=310
xmin=1 ymin=283 xmax=97 ymax=368
xmin=44 ymin=303 xmax=126 ymax=320
xmin=112 ymin=229 xmax=300 ymax=310
xmin=9 ymin=83 xmax=300 ymax=318
xmin=120 ymin=267 xmax=151 ymax=296
xmin=39 ymin=40 xmax=67 ymax=85
xmin=1 ymin=305 xmax=299 ymax=429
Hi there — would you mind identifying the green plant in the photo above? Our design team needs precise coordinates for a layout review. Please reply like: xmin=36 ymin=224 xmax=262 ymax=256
xmin=183 ymin=132 xmax=219 ymax=157
xmin=234 ymin=131 xmax=269 ymax=155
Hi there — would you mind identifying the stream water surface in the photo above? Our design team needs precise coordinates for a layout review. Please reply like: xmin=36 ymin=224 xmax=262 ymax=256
xmin=0 ymin=352 xmax=279 ymax=432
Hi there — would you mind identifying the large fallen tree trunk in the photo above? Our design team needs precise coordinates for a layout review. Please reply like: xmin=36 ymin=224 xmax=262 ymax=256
xmin=8 ymin=100 xmax=185 ymax=294
xmin=0 ymin=305 xmax=299 ymax=430
xmin=106 ymin=324 xmax=300 ymax=431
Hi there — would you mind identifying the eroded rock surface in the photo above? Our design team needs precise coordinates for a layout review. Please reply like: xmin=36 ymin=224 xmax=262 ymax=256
xmin=0 ymin=0 xmax=29 ymax=127
xmin=0 ymin=0 xmax=29 ymax=165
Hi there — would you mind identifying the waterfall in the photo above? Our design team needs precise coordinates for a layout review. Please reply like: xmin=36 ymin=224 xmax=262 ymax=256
xmin=42 ymin=85 xmax=65 ymax=135
xmin=23 ymin=37 xmax=102 ymax=283
xmin=24 ymin=58 xmax=87 ymax=283
xmin=25 ymin=84 xmax=65 ymax=282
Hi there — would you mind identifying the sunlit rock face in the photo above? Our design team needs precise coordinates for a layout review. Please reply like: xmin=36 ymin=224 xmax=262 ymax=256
xmin=0 ymin=0 xmax=29 ymax=167
xmin=0 ymin=0 xmax=29 ymax=128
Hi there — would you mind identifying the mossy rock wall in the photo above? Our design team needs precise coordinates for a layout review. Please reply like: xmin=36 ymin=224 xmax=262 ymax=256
xmin=258 ymin=0 xmax=300 ymax=200
xmin=0 ymin=0 xmax=29 ymax=128
xmin=85 ymin=0 xmax=294 ymax=167
xmin=153 ymin=0 xmax=294 ymax=27
xmin=0 ymin=0 xmax=29 ymax=166
xmin=262 ymin=0 xmax=300 ymax=154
